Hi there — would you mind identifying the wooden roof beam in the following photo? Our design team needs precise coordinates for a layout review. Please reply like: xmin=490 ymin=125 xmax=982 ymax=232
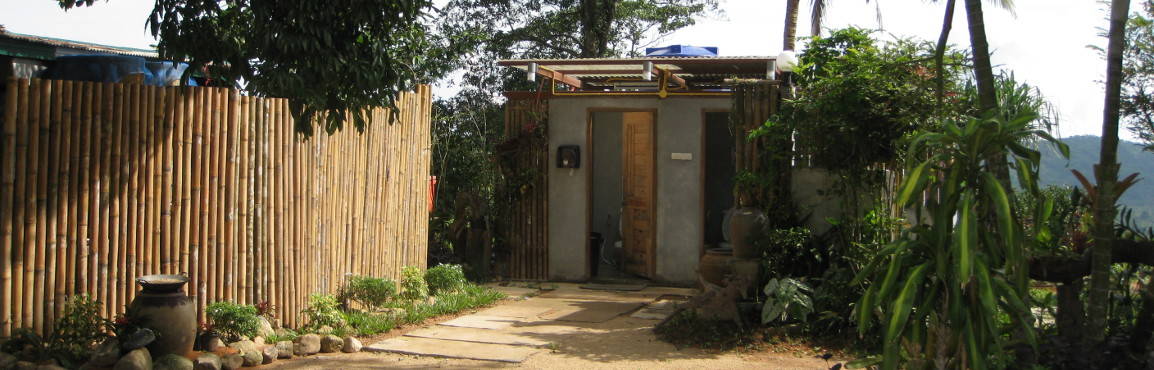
xmin=653 ymin=66 xmax=687 ymax=89
xmin=536 ymin=65 xmax=582 ymax=89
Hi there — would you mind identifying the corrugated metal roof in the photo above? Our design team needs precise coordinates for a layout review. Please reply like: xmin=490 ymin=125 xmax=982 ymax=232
xmin=1 ymin=32 xmax=158 ymax=59
xmin=498 ymin=56 xmax=774 ymax=80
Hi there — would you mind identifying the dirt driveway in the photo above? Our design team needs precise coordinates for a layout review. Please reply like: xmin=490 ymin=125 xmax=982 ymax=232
xmin=263 ymin=284 xmax=839 ymax=369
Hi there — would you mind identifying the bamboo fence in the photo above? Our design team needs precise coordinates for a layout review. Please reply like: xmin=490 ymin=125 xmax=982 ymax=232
xmin=0 ymin=78 xmax=432 ymax=336
xmin=500 ymin=97 xmax=548 ymax=280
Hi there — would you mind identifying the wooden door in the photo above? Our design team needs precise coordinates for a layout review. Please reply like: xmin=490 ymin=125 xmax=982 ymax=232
xmin=621 ymin=112 xmax=655 ymax=277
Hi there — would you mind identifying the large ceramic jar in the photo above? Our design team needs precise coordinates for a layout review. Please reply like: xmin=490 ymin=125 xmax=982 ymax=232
xmin=129 ymin=275 xmax=196 ymax=357
xmin=698 ymin=248 xmax=734 ymax=287
xmin=728 ymin=207 xmax=765 ymax=259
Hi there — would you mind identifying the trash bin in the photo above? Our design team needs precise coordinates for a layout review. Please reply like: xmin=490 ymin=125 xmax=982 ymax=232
xmin=589 ymin=232 xmax=604 ymax=276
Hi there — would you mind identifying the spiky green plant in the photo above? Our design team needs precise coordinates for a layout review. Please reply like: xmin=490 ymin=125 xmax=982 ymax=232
xmin=852 ymin=111 xmax=1068 ymax=369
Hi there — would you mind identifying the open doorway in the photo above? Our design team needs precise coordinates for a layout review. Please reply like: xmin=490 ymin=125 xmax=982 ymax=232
xmin=703 ymin=111 xmax=735 ymax=250
xmin=589 ymin=111 xmax=655 ymax=281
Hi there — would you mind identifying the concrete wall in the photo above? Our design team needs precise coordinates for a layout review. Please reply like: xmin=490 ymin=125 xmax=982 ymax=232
xmin=790 ymin=167 xmax=841 ymax=235
xmin=547 ymin=96 xmax=731 ymax=284
xmin=590 ymin=112 xmax=623 ymax=263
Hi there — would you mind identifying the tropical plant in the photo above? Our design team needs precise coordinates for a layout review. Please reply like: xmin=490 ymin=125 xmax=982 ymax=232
xmin=761 ymin=278 xmax=815 ymax=325
xmin=338 ymin=275 xmax=398 ymax=310
xmin=425 ymin=264 xmax=468 ymax=295
xmin=853 ymin=111 xmax=1068 ymax=369
xmin=48 ymin=295 xmax=113 ymax=367
xmin=1120 ymin=0 xmax=1154 ymax=151
xmin=205 ymin=301 xmax=261 ymax=341
xmin=400 ymin=266 xmax=430 ymax=301
xmin=301 ymin=294 xmax=346 ymax=331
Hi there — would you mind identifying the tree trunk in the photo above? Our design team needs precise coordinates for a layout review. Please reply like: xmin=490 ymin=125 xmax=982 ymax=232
xmin=1086 ymin=0 xmax=1131 ymax=344
xmin=784 ymin=0 xmax=800 ymax=51
xmin=934 ymin=0 xmax=957 ymax=109
xmin=1057 ymin=279 xmax=1085 ymax=346
xmin=579 ymin=0 xmax=618 ymax=58
xmin=963 ymin=0 xmax=1012 ymax=193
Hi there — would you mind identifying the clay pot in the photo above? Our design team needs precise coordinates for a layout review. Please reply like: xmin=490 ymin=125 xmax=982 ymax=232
xmin=699 ymin=248 xmax=734 ymax=287
xmin=129 ymin=274 xmax=197 ymax=358
xmin=728 ymin=207 xmax=765 ymax=259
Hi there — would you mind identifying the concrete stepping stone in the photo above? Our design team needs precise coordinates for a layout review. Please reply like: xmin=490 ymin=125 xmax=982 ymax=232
xmin=405 ymin=326 xmax=550 ymax=347
xmin=631 ymin=299 xmax=679 ymax=320
xmin=475 ymin=304 xmax=553 ymax=319
xmin=538 ymin=301 xmax=645 ymax=323
xmin=487 ymin=285 xmax=539 ymax=298
xmin=438 ymin=315 xmax=522 ymax=330
xmin=364 ymin=336 xmax=543 ymax=363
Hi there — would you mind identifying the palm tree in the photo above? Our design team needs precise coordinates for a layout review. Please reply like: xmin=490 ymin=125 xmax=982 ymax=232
xmin=784 ymin=0 xmax=801 ymax=51
xmin=1086 ymin=0 xmax=1132 ymax=344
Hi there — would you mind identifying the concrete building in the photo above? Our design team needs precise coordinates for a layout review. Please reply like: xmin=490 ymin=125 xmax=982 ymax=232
xmin=498 ymin=52 xmax=808 ymax=285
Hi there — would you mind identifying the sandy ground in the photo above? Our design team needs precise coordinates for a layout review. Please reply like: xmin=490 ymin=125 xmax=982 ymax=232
xmin=262 ymin=284 xmax=841 ymax=369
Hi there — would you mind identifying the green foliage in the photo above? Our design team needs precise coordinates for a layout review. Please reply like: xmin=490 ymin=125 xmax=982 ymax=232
xmin=761 ymin=278 xmax=815 ymax=325
xmin=400 ymin=266 xmax=429 ymax=301
xmin=265 ymin=328 xmax=299 ymax=344
xmin=339 ymin=275 xmax=397 ymax=310
xmin=425 ymin=264 xmax=468 ymax=295
xmin=205 ymin=301 xmax=260 ymax=341
xmin=855 ymin=110 xmax=1068 ymax=369
xmin=1 ymin=328 xmax=47 ymax=361
xmin=1120 ymin=0 xmax=1154 ymax=150
xmin=301 ymin=294 xmax=346 ymax=331
xmin=773 ymin=27 xmax=969 ymax=174
xmin=61 ymin=0 xmax=461 ymax=134
xmin=754 ymin=227 xmax=819 ymax=278
xmin=342 ymin=311 xmax=398 ymax=336
xmin=49 ymin=295 xmax=113 ymax=367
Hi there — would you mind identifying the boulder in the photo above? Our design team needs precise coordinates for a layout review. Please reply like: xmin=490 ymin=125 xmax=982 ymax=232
xmin=35 ymin=365 xmax=66 ymax=370
xmin=342 ymin=337 xmax=362 ymax=353
xmin=14 ymin=361 xmax=35 ymax=370
xmin=319 ymin=335 xmax=343 ymax=353
xmin=113 ymin=348 xmax=152 ymax=370
xmin=219 ymin=354 xmax=243 ymax=370
xmin=87 ymin=338 xmax=121 ymax=368
xmin=203 ymin=337 xmax=226 ymax=353
xmin=260 ymin=345 xmax=278 ymax=364
xmin=120 ymin=328 xmax=156 ymax=351
xmin=316 ymin=326 xmax=334 ymax=335
xmin=275 ymin=341 xmax=293 ymax=359
xmin=293 ymin=334 xmax=320 ymax=356
xmin=0 ymin=352 xmax=18 ymax=369
xmin=193 ymin=353 xmax=222 ymax=370
xmin=153 ymin=354 xmax=194 ymax=370
xmin=228 ymin=340 xmax=261 ymax=367
xmin=253 ymin=336 xmax=265 ymax=347
xmin=256 ymin=317 xmax=275 ymax=338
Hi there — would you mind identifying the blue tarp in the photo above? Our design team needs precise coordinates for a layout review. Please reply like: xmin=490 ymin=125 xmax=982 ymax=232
xmin=644 ymin=45 xmax=718 ymax=57
xmin=46 ymin=55 xmax=194 ymax=86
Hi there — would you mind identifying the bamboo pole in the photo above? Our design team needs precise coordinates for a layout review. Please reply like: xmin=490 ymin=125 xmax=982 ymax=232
xmin=44 ymin=79 xmax=62 ymax=329
xmin=1 ymin=78 xmax=21 ymax=336
xmin=239 ymin=96 xmax=251 ymax=305
xmin=204 ymin=88 xmax=218 ymax=306
xmin=25 ymin=79 xmax=43 ymax=331
xmin=108 ymin=81 xmax=124 ymax=317
xmin=11 ymin=79 xmax=29 ymax=331
xmin=66 ymin=81 xmax=83 ymax=301
xmin=212 ymin=87 xmax=225 ymax=304
xmin=224 ymin=89 xmax=237 ymax=303
xmin=55 ymin=81 xmax=74 ymax=316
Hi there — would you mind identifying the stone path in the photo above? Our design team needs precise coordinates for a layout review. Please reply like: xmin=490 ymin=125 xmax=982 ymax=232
xmin=363 ymin=283 xmax=688 ymax=363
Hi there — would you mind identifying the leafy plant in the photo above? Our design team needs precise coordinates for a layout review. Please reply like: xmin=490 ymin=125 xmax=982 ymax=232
xmin=339 ymin=275 xmax=397 ymax=310
xmin=854 ymin=111 xmax=1068 ymax=369
xmin=425 ymin=264 xmax=468 ymax=295
xmin=264 ymin=328 xmax=299 ymax=343
xmin=754 ymin=226 xmax=819 ymax=279
xmin=301 ymin=294 xmax=346 ymax=331
xmin=205 ymin=301 xmax=261 ymax=341
xmin=49 ymin=295 xmax=113 ymax=367
xmin=761 ymin=278 xmax=815 ymax=325
xmin=400 ymin=266 xmax=429 ymax=301
xmin=254 ymin=300 xmax=277 ymax=318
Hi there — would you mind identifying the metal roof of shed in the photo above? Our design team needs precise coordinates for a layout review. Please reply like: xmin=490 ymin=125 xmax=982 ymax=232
xmin=498 ymin=56 xmax=774 ymax=81
xmin=0 ymin=31 xmax=158 ymax=59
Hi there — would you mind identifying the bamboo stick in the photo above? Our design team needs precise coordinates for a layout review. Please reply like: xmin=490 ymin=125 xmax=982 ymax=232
xmin=55 ymin=80 xmax=74 ymax=317
xmin=204 ymin=88 xmax=217 ymax=306
xmin=224 ymin=89 xmax=237 ymax=303
xmin=107 ymin=82 xmax=124 ymax=317
xmin=239 ymin=96 xmax=251 ymax=305
xmin=1 ymin=78 xmax=21 ymax=336
xmin=44 ymin=79 xmax=62 ymax=328
xmin=25 ymin=79 xmax=43 ymax=331
xmin=65 ymin=81 xmax=83 ymax=302
xmin=11 ymin=79 xmax=29 ymax=331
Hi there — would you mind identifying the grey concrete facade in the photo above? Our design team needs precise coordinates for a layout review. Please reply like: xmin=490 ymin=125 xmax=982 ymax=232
xmin=546 ymin=96 xmax=730 ymax=284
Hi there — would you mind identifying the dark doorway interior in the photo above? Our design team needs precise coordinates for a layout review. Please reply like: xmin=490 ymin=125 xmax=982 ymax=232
xmin=704 ymin=111 xmax=735 ymax=248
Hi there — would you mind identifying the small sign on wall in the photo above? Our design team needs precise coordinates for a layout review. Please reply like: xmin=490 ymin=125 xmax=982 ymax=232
xmin=671 ymin=152 xmax=693 ymax=160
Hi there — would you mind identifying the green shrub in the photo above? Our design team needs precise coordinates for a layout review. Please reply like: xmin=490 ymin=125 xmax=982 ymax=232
xmin=338 ymin=275 xmax=397 ymax=310
xmin=205 ymin=301 xmax=260 ymax=341
xmin=400 ymin=266 xmax=429 ymax=301
xmin=301 ymin=294 xmax=345 ymax=330
xmin=265 ymin=328 xmax=299 ymax=343
xmin=761 ymin=278 xmax=814 ymax=325
xmin=425 ymin=264 xmax=467 ymax=295
xmin=343 ymin=311 xmax=397 ymax=336
xmin=50 ymin=295 xmax=113 ymax=367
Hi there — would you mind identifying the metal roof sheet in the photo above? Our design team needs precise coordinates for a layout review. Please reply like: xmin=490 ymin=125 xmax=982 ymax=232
xmin=1 ymin=32 xmax=158 ymax=59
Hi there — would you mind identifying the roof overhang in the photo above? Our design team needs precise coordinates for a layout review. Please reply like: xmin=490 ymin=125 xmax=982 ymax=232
xmin=498 ymin=56 xmax=776 ymax=95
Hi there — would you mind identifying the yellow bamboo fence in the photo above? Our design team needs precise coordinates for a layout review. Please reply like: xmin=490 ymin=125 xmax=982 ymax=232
xmin=0 ymin=78 xmax=431 ymax=336
xmin=499 ymin=96 xmax=548 ymax=280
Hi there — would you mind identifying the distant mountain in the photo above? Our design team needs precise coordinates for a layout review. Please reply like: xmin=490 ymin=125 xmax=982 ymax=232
xmin=1038 ymin=135 xmax=1154 ymax=229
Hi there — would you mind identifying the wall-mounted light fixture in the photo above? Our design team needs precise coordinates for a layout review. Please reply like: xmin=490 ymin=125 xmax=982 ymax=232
xmin=777 ymin=51 xmax=798 ymax=73
xmin=527 ymin=62 xmax=538 ymax=82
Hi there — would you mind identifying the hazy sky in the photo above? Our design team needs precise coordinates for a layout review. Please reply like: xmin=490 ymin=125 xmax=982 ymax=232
xmin=0 ymin=0 xmax=1127 ymax=139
